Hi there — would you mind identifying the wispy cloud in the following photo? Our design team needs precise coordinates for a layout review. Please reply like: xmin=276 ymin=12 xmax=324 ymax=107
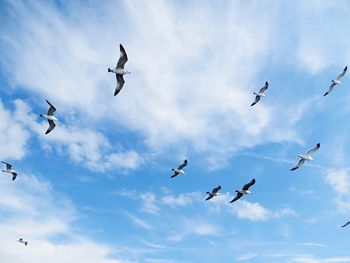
xmin=0 ymin=173 xmax=137 ymax=263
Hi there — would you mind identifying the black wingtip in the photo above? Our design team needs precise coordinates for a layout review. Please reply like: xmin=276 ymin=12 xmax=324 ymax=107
xmin=250 ymin=103 xmax=255 ymax=107
xmin=290 ymin=167 xmax=297 ymax=171
xmin=108 ymin=68 xmax=112 ymax=72
xmin=323 ymin=92 xmax=328 ymax=96
xmin=316 ymin=143 xmax=320 ymax=147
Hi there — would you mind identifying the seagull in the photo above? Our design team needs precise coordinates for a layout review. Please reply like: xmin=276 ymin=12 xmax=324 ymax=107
xmin=17 ymin=238 xmax=28 ymax=246
xmin=341 ymin=221 xmax=350 ymax=228
xmin=205 ymin=185 xmax=221 ymax=201
xmin=290 ymin=143 xmax=320 ymax=171
xmin=251 ymin=81 xmax=268 ymax=106
xmin=171 ymin=159 xmax=188 ymax=178
xmin=40 ymin=100 xmax=57 ymax=135
xmin=229 ymin=179 xmax=255 ymax=203
xmin=108 ymin=44 xmax=130 ymax=96
xmin=1 ymin=161 xmax=17 ymax=181
xmin=324 ymin=66 xmax=347 ymax=96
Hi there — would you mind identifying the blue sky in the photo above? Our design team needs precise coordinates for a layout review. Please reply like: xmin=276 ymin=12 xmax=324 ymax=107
xmin=1 ymin=0 xmax=350 ymax=262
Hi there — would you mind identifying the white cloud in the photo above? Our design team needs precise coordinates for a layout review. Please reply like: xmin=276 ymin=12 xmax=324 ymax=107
xmin=140 ymin=192 xmax=160 ymax=214
xmin=0 ymin=100 xmax=30 ymax=160
xmin=4 ymin=99 xmax=143 ymax=172
xmin=160 ymin=192 xmax=202 ymax=208
xmin=325 ymin=169 xmax=350 ymax=195
xmin=232 ymin=200 xmax=271 ymax=221
xmin=124 ymin=211 xmax=152 ymax=230
xmin=293 ymin=256 xmax=350 ymax=263
xmin=0 ymin=0 xmax=304 ymax=168
xmin=0 ymin=174 xmax=136 ymax=263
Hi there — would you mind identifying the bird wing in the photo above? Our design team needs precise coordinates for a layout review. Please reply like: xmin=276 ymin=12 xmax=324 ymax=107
xmin=170 ymin=171 xmax=179 ymax=178
xmin=2 ymin=161 xmax=12 ymax=170
xmin=336 ymin=66 xmax=347 ymax=80
xmin=12 ymin=172 xmax=17 ymax=181
xmin=114 ymin=74 xmax=125 ymax=96
xmin=324 ymin=82 xmax=336 ymax=96
xmin=46 ymin=100 xmax=56 ymax=115
xmin=306 ymin=143 xmax=320 ymax=155
xmin=229 ymin=192 xmax=243 ymax=203
xmin=178 ymin=159 xmax=188 ymax=170
xmin=205 ymin=194 xmax=213 ymax=201
xmin=212 ymin=185 xmax=221 ymax=194
xmin=341 ymin=221 xmax=350 ymax=228
xmin=46 ymin=120 xmax=56 ymax=135
xmin=117 ymin=44 xmax=128 ymax=69
xmin=250 ymin=95 xmax=260 ymax=106
xmin=242 ymin=179 xmax=256 ymax=191
xmin=259 ymin=81 xmax=268 ymax=93
xmin=290 ymin=158 xmax=305 ymax=171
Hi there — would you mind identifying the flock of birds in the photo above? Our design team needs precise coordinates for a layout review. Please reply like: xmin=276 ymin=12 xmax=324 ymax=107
xmin=1 ymin=44 xmax=350 ymax=247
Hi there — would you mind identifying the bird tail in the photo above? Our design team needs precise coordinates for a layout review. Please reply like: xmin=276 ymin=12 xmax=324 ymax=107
xmin=25 ymin=242 xmax=28 ymax=246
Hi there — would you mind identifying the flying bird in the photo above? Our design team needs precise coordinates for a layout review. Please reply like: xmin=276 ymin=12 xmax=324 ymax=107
xmin=1 ymin=161 xmax=17 ymax=181
xmin=324 ymin=66 xmax=347 ymax=96
xmin=229 ymin=179 xmax=255 ymax=203
xmin=251 ymin=81 xmax=268 ymax=106
xmin=341 ymin=221 xmax=350 ymax=228
xmin=40 ymin=100 xmax=57 ymax=135
xmin=290 ymin=143 xmax=320 ymax=171
xmin=205 ymin=185 xmax=221 ymax=201
xmin=171 ymin=159 xmax=188 ymax=178
xmin=17 ymin=238 xmax=28 ymax=246
xmin=108 ymin=44 xmax=130 ymax=96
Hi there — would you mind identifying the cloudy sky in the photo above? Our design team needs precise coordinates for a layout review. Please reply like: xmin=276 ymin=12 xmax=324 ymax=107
xmin=1 ymin=0 xmax=350 ymax=262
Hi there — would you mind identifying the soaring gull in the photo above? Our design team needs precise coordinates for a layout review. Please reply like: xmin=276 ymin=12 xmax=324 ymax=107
xmin=251 ymin=81 xmax=268 ymax=106
xmin=108 ymin=44 xmax=130 ymax=96
xmin=171 ymin=160 xmax=188 ymax=178
xmin=290 ymin=143 xmax=320 ymax=171
xmin=40 ymin=100 xmax=57 ymax=135
xmin=205 ymin=185 xmax=221 ymax=201
xmin=17 ymin=238 xmax=28 ymax=246
xmin=1 ymin=161 xmax=17 ymax=181
xmin=324 ymin=66 xmax=347 ymax=96
xmin=229 ymin=179 xmax=256 ymax=203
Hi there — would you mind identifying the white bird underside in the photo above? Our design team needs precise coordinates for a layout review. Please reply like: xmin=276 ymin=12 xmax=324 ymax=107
xmin=251 ymin=81 xmax=268 ymax=106
xmin=290 ymin=143 xmax=320 ymax=171
xmin=324 ymin=66 xmax=347 ymax=96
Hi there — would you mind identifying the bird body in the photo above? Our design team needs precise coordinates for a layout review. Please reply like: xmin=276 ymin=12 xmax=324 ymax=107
xmin=108 ymin=44 xmax=130 ymax=96
xmin=205 ymin=186 xmax=221 ymax=201
xmin=17 ymin=238 xmax=28 ymax=246
xmin=230 ymin=179 xmax=255 ymax=203
xmin=324 ymin=66 xmax=347 ymax=96
xmin=290 ymin=143 xmax=320 ymax=171
xmin=171 ymin=160 xmax=188 ymax=178
xmin=251 ymin=81 xmax=268 ymax=106
xmin=40 ymin=100 xmax=57 ymax=134
xmin=40 ymin=114 xmax=58 ymax=122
